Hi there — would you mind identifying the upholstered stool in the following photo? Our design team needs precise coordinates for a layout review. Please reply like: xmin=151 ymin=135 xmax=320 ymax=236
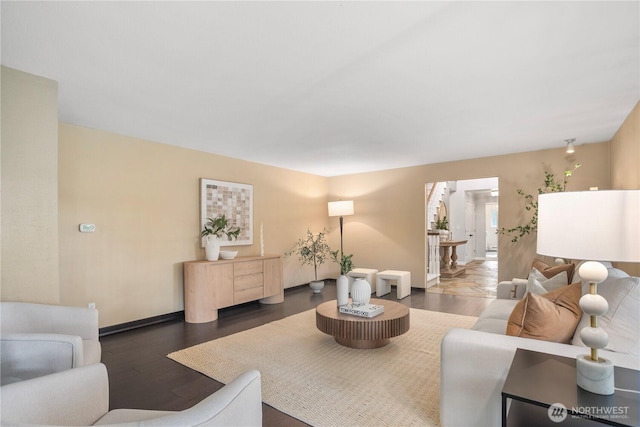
xmin=347 ymin=268 xmax=378 ymax=294
xmin=376 ymin=270 xmax=411 ymax=299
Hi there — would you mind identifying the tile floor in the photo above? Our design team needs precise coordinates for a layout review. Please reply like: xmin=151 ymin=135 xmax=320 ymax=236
xmin=427 ymin=259 xmax=499 ymax=298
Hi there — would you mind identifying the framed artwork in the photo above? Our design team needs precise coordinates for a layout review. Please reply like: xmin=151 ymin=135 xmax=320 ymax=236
xmin=200 ymin=179 xmax=253 ymax=246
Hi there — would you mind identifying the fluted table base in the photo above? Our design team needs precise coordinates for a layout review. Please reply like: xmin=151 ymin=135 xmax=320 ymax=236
xmin=316 ymin=298 xmax=410 ymax=349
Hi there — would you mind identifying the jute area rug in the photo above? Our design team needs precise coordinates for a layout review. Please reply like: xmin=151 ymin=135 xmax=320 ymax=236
xmin=168 ymin=308 xmax=477 ymax=427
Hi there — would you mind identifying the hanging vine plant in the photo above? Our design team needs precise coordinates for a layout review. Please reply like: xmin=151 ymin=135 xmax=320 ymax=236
xmin=498 ymin=164 xmax=581 ymax=243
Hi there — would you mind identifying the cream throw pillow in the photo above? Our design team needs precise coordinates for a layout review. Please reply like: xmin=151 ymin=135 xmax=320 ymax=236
xmin=571 ymin=276 xmax=639 ymax=356
xmin=526 ymin=268 xmax=568 ymax=294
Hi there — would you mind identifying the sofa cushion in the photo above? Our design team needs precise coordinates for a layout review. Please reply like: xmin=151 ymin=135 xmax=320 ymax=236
xmin=571 ymin=276 xmax=640 ymax=356
xmin=526 ymin=268 xmax=569 ymax=294
xmin=572 ymin=261 xmax=629 ymax=283
xmin=531 ymin=259 xmax=575 ymax=283
xmin=471 ymin=299 xmax=519 ymax=334
xmin=506 ymin=282 xmax=582 ymax=343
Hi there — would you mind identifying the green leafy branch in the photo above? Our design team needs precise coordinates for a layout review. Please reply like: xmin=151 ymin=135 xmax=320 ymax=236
xmin=498 ymin=164 xmax=581 ymax=243
xmin=201 ymin=215 xmax=241 ymax=241
xmin=331 ymin=250 xmax=354 ymax=275
xmin=435 ymin=216 xmax=449 ymax=230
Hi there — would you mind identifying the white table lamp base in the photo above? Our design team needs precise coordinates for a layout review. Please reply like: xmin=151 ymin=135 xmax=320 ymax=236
xmin=576 ymin=354 xmax=614 ymax=395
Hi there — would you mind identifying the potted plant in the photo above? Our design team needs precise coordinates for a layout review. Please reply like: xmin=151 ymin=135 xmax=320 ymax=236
xmin=332 ymin=250 xmax=354 ymax=276
xmin=201 ymin=215 xmax=241 ymax=261
xmin=286 ymin=228 xmax=332 ymax=293
xmin=332 ymin=250 xmax=354 ymax=305
xmin=435 ymin=216 xmax=450 ymax=240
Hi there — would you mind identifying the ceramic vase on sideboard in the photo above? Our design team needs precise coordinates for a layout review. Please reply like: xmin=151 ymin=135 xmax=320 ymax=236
xmin=205 ymin=235 xmax=220 ymax=261
xmin=351 ymin=278 xmax=371 ymax=305
xmin=336 ymin=275 xmax=349 ymax=306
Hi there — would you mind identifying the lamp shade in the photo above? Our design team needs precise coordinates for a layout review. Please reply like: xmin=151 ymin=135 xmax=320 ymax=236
xmin=537 ymin=190 xmax=640 ymax=262
xmin=328 ymin=200 xmax=354 ymax=217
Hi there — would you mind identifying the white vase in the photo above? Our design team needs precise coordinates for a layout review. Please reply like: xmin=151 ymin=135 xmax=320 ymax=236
xmin=336 ymin=275 xmax=349 ymax=306
xmin=205 ymin=235 xmax=220 ymax=261
xmin=309 ymin=280 xmax=324 ymax=293
xmin=351 ymin=278 xmax=371 ymax=305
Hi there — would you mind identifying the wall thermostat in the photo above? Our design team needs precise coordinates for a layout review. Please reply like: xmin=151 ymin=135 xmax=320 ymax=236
xmin=79 ymin=224 xmax=96 ymax=233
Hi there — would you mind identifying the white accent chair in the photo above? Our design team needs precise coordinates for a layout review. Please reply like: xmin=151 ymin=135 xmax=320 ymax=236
xmin=0 ymin=302 xmax=101 ymax=385
xmin=0 ymin=363 xmax=263 ymax=426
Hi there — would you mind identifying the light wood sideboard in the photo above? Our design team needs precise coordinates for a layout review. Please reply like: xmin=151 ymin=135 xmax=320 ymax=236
xmin=183 ymin=255 xmax=284 ymax=323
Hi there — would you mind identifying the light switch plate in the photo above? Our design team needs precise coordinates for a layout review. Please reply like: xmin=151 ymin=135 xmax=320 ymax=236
xmin=79 ymin=224 xmax=96 ymax=233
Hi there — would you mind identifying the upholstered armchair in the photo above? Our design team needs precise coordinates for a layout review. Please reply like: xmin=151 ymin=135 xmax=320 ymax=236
xmin=0 ymin=302 xmax=101 ymax=385
xmin=0 ymin=363 xmax=263 ymax=427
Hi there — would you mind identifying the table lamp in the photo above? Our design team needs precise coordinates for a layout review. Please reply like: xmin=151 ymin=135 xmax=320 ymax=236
xmin=328 ymin=200 xmax=354 ymax=256
xmin=537 ymin=190 xmax=640 ymax=395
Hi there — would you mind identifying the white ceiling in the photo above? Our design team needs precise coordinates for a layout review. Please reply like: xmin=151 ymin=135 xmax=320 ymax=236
xmin=2 ymin=1 xmax=638 ymax=177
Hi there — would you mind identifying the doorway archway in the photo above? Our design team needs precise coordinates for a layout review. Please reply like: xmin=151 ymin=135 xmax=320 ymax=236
xmin=425 ymin=177 xmax=499 ymax=289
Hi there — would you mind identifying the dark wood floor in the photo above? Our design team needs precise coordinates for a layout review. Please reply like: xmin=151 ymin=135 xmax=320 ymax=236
xmin=100 ymin=281 xmax=491 ymax=426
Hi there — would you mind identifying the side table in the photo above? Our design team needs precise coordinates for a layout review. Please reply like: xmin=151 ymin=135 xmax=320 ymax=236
xmin=502 ymin=349 xmax=639 ymax=427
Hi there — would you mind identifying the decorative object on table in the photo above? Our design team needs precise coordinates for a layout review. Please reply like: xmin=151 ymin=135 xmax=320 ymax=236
xmin=219 ymin=250 xmax=238 ymax=260
xmin=339 ymin=303 xmax=384 ymax=318
xmin=332 ymin=250 xmax=354 ymax=306
xmin=351 ymin=277 xmax=371 ymax=305
xmin=260 ymin=222 xmax=264 ymax=256
xmin=200 ymin=178 xmax=253 ymax=246
xmin=286 ymin=228 xmax=332 ymax=293
xmin=201 ymin=215 xmax=241 ymax=261
xmin=336 ymin=275 xmax=349 ymax=306
xmin=537 ymin=190 xmax=640 ymax=395
xmin=498 ymin=164 xmax=581 ymax=243
xmin=435 ymin=215 xmax=450 ymax=241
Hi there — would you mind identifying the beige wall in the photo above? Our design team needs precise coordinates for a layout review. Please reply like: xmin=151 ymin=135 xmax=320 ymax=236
xmin=59 ymin=124 xmax=331 ymax=327
xmin=1 ymin=66 xmax=60 ymax=303
xmin=611 ymin=101 xmax=639 ymax=190
xmin=610 ymin=101 xmax=640 ymax=276
xmin=2 ymin=67 xmax=636 ymax=327
xmin=329 ymin=143 xmax=611 ymax=284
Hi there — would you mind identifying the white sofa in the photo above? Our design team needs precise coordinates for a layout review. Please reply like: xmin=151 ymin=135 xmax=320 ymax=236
xmin=440 ymin=265 xmax=640 ymax=427
xmin=1 ymin=302 xmax=101 ymax=385
xmin=0 ymin=363 xmax=262 ymax=426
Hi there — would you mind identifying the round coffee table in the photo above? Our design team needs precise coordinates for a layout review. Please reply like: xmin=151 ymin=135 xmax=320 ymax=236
xmin=316 ymin=298 xmax=410 ymax=349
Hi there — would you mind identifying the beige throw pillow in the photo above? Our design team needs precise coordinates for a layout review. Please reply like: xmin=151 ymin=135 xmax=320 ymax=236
xmin=506 ymin=282 xmax=582 ymax=343
xmin=531 ymin=259 xmax=576 ymax=283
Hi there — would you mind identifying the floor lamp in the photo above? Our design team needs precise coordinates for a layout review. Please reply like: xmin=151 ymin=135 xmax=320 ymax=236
xmin=328 ymin=200 xmax=354 ymax=257
xmin=537 ymin=190 xmax=640 ymax=395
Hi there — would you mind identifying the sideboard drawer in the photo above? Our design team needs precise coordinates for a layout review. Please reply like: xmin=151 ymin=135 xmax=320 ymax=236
xmin=234 ymin=273 xmax=263 ymax=291
xmin=235 ymin=260 xmax=263 ymax=276
xmin=235 ymin=285 xmax=265 ymax=304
